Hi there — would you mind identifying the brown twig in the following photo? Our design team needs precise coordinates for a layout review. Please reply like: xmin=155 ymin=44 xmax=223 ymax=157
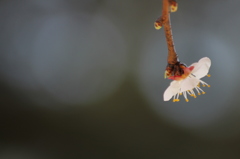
xmin=162 ymin=0 xmax=178 ymax=64
xmin=155 ymin=0 xmax=185 ymax=77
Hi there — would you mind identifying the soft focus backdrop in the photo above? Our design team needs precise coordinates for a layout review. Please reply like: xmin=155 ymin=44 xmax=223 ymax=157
xmin=1 ymin=0 xmax=240 ymax=158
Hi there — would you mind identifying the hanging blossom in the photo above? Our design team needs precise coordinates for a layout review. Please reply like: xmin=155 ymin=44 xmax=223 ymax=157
xmin=164 ymin=57 xmax=211 ymax=102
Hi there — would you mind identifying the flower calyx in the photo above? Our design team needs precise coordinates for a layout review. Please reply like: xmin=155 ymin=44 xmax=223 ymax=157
xmin=164 ymin=62 xmax=187 ymax=79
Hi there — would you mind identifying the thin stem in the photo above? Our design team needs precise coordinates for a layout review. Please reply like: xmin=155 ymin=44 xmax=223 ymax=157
xmin=155 ymin=0 xmax=183 ymax=77
xmin=162 ymin=0 xmax=179 ymax=64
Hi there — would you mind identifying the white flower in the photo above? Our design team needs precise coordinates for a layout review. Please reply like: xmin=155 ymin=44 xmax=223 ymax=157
xmin=164 ymin=57 xmax=211 ymax=102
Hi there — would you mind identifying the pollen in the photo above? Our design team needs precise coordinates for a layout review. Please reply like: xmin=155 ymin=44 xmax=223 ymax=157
xmin=154 ymin=22 xmax=162 ymax=30
xmin=185 ymin=99 xmax=189 ymax=102
xmin=202 ymin=92 xmax=206 ymax=94
xmin=207 ymin=74 xmax=211 ymax=77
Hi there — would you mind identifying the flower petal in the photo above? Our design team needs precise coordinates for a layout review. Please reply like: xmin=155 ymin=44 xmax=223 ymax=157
xmin=180 ymin=77 xmax=200 ymax=92
xmin=199 ymin=57 xmax=211 ymax=67
xmin=163 ymin=81 xmax=181 ymax=101
xmin=190 ymin=57 xmax=211 ymax=79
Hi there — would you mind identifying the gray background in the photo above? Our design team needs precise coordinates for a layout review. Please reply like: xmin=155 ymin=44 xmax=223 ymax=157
xmin=1 ymin=0 xmax=240 ymax=158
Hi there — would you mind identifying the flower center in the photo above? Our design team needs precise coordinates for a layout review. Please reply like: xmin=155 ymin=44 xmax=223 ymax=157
xmin=168 ymin=66 xmax=194 ymax=81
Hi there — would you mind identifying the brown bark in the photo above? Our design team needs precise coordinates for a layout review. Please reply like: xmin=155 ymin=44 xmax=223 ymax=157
xmin=162 ymin=0 xmax=179 ymax=64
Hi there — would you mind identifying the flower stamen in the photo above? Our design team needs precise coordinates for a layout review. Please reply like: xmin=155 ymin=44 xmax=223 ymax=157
xmin=190 ymin=90 xmax=197 ymax=98
xmin=196 ymin=86 xmax=205 ymax=95
xmin=186 ymin=90 xmax=193 ymax=97
xmin=199 ymin=80 xmax=210 ymax=88
xmin=176 ymin=92 xmax=180 ymax=99
xmin=173 ymin=83 xmax=208 ymax=102
xmin=182 ymin=91 xmax=189 ymax=102
xmin=172 ymin=94 xmax=176 ymax=102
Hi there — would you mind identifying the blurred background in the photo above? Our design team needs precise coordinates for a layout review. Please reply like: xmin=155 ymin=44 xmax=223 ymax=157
xmin=1 ymin=0 xmax=240 ymax=158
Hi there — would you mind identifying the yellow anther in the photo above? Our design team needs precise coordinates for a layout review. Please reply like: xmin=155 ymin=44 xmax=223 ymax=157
xmin=202 ymin=85 xmax=206 ymax=87
xmin=154 ymin=22 xmax=162 ymax=30
xmin=207 ymin=85 xmax=211 ymax=87
xmin=198 ymin=93 xmax=201 ymax=95
xmin=170 ymin=1 xmax=178 ymax=12
xmin=173 ymin=99 xmax=180 ymax=102
xmin=207 ymin=74 xmax=211 ymax=77
xmin=202 ymin=92 xmax=206 ymax=94
xmin=179 ymin=93 xmax=182 ymax=95
xmin=190 ymin=94 xmax=194 ymax=97
xmin=193 ymin=95 xmax=197 ymax=98
xmin=197 ymin=84 xmax=200 ymax=87
xmin=185 ymin=99 xmax=189 ymax=102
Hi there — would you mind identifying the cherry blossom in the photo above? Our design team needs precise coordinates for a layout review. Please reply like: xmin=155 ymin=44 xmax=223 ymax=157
xmin=164 ymin=57 xmax=211 ymax=102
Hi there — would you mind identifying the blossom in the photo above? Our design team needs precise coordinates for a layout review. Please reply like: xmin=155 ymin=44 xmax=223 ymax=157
xmin=164 ymin=57 xmax=211 ymax=102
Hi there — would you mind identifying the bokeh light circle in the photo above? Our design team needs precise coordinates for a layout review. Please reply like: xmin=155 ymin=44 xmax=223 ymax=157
xmin=31 ymin=13 xmax=128 ymax=105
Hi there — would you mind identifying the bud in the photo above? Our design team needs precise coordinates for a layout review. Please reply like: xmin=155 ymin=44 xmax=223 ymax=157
xmin=170 ymin=0 xmax=178 ymax=12
xmin=154 ymin=21 xmax=162 ymax=30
